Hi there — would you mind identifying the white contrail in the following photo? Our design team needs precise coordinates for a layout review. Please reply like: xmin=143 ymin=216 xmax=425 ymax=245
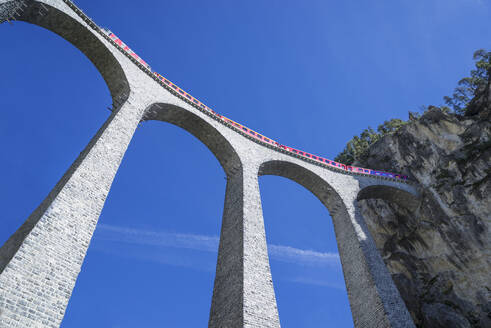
xmin=94 ymin=224 xmax=341 ymax=268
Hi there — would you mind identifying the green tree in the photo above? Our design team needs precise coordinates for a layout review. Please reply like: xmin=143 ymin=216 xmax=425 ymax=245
xmin=444 ymin=49 xmax=491 ymax=114
xmin=335 ymin=119 xmax=408 ymax=165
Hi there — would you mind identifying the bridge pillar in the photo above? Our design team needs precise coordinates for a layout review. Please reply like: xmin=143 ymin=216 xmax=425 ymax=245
xmin=0 ymin=96 xmax=144 ymax=328
xmin=331 ymin=191 xmax=416 ymax=328
xmin=209 ymin=164 xmax=280 ymax=328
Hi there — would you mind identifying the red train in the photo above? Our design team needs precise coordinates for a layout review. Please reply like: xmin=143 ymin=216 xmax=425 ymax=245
xmin=102 ymin=28 xmax=408 ymax=182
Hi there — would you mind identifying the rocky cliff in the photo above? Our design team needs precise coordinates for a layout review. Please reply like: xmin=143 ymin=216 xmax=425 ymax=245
xmin=355 ymin=88 xmax=490 ymax=327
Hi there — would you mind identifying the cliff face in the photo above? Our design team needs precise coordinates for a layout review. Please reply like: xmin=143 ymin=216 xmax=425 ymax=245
xmin=355 ymin=92 xmax=490 ymax=327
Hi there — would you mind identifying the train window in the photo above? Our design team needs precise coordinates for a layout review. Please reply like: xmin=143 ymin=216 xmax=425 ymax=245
xmin=193 ymin=100 xmax=199 ymax=104
xmin=164 ymin=79 xmax=170 ymax=84
xmin=171 ymin=84 xmax=177 ymax=89
xmin=264 ymin=138 xmax=269 ymax=142
xmin=186 ymin=95 xmax=192 ymax=99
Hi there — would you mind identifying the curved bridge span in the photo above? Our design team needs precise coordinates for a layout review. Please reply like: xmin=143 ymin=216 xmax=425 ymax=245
xmin=0 ymin=1 xmax=419 ymax=327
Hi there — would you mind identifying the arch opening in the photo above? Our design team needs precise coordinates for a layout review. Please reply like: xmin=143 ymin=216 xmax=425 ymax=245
xmin=1 ymin=0 xmax=130 ymax=102
xmin=357 ymin=184 xmax=421 ymax=212
xmin=259 ymin=160 xmax=354 ymax=326
xmin=62 ymin=118 xmax=232 ymax=326
xmin=143 ymin=102 xmax=243 ymax=176
xmin=0 ymin=8 xmax=136 ymax=326
xmin=0 ymin=13 xmax=114 ymax=249
xmin=355 ymin=185 xmax=423 ymax=325
xmin=63 ymin=101 xmax=243 ymax=326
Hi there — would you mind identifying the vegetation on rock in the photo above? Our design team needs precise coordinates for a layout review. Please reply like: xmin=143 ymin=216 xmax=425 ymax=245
xmin=335 ymin=48 xmax=491 ymax=327
xmin=444 ymin=49 xmax=491 ymax=115
xmin=335 ymin=49 xmax=490 ymax=165
xmin=334 ymin=119 xmax=407 ymax=165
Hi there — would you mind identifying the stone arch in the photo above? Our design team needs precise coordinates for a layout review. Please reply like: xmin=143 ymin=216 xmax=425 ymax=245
xmin=259 ymin=160 xmax=416 ymax=327
xmin=258 ymin=160 xmax=341 ymax=210
xmin=257 ymin=160 xmax=352 ymax=325
xmin=1 ymin=0 xmax=130 ymax=102
xmin=143 ymin=102 xmax=243 ymax=176
xmin=357 ymin=185 xmax=421 ymax=212
xmin=133 ymin=102 xmax=247 ymax=326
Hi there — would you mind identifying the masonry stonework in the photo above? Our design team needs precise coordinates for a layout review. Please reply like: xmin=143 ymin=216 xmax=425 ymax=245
xmin=0 ymin=1 xmax=420 ymax=327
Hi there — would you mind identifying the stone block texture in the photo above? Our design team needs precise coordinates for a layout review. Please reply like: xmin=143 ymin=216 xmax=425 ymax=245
xmin=0 ymin=1 xmax=419 ymax=327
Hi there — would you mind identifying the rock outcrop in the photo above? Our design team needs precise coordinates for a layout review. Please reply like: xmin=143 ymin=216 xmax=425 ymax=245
xmin=355 ymin=96 xmax=490 ymax=327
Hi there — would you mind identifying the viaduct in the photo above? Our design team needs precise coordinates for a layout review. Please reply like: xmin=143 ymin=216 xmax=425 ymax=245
xmin=0 ymin=1 xmax=421 ymax=327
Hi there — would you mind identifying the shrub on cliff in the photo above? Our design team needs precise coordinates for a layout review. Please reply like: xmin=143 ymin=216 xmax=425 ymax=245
xmin=334 ymin=119 xmax=407 ymax=165
xmin=444 ymin=49 xmax=491 ymax=115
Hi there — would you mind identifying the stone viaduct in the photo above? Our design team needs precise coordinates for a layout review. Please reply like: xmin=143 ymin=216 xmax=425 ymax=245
xmin=0 ymin=1 xmax=421 ymax=327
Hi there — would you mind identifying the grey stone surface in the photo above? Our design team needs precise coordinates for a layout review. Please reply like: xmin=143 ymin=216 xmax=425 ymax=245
xmin=0 ymin=1 xmax=420 ymax=327
xmin=354 ymin=107 xmax=491 ymax=327
xmin=208 ymin=163 xmax=280 ymax=328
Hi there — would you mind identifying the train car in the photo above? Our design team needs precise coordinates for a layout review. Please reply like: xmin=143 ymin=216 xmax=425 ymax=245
xmin=102 ymin=28 xmax=151 ymax=71
xmin=369 ymin=170 xmax=395 ymax=178
xmin=347 ymin=166 xmax=371 ymax=174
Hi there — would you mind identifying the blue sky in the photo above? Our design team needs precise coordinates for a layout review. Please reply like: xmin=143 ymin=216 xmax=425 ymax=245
xmin=1 ymin=0 xmax=490 ymax=327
